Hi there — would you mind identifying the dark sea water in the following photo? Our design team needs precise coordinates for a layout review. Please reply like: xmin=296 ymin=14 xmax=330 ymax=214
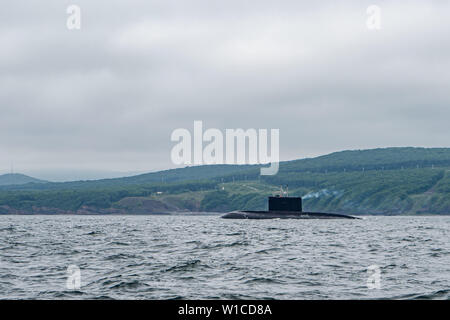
xmin=0 ymin=215 xmax=448 ymax=300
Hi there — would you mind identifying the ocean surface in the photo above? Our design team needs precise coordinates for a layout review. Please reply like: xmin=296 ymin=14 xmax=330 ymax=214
xmin=0 ymin=215 xmax=448 ymax=299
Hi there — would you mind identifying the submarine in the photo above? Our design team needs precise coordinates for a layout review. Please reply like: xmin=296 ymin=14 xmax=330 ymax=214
xmin=221 ymin=190 xmax=358 ymax=219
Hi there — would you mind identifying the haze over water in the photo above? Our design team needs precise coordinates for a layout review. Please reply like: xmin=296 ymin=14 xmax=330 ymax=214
xmin=0 ymin=215 xmax=448 ymax=299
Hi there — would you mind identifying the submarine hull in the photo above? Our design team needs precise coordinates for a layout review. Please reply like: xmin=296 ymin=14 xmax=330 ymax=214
xmin=221 ymin=210 xmax=359 ymax=219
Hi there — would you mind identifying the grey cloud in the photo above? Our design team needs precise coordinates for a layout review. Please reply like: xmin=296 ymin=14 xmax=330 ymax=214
xmin=0 ymin=0 xmax=449 ymax=179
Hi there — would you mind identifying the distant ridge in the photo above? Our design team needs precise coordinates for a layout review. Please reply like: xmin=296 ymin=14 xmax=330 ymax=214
xmin=0 ymin=173 xmax=47 ymax=186
xmin=1 ymin=147 xmax=450 ymax=192
xmin=0 ymin=147 xmax=449 ymax=215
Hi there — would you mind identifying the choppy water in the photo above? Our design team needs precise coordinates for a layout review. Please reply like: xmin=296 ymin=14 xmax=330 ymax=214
xmin=0 ymin=215 xmax=449 ymax=299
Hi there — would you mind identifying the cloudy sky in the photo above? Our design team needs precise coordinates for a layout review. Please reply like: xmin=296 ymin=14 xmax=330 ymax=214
xmin=1 ymin=1 xmax=449 ymax=181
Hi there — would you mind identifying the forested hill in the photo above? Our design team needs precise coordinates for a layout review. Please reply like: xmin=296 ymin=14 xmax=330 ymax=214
xmin=0 ymin=147 xmax=449 ymax=215
xmin=281 ymin=147 xmax=450 ymax=172
xmin=0 ymin=173 xmax=46 ymax=186
xmin=0 ymin=164 xmax=258 ymax=191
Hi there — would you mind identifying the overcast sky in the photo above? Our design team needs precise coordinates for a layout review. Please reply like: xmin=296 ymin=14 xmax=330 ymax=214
xmin=1 ymin=1 xmax=449 ymax=181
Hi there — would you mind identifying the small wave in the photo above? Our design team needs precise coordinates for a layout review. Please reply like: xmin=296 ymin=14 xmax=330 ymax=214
xmin=219 ymin=293 xmax=258 ymax=299
xmin=85 ymin=231 xmax=104 ymax=236
xmin=37 ymin=290 xmax=85 ymax=298
xmin=254 ymin=247 xmax=281 ymax=254
xmin=92 ymin=295 xmax=115 ymax=300
xmin=110 ymin=280 xmax=145 ymax=290
xmin=243 ymin=277 xmax=285 ymax=284
xmin=395 ymin=289 xmax=450 ymax=300
xmin=185 ymin=240 xmax=202 ymax=245
xmin=198 ymin=240 xmax=250 ymax=249
xmin=225 ymin=232 xmax=246 ymax=236
xmin=167 ymin=295 xmax=187 ymax=300
xmin=164 ymin=259 xmax=208 ymax=273
xmin=107 ymin=241 xmax=130 ymax=246
xmin=104 ymin=253 xmax=139 ymax=261
xmin=415 ymin=289 xmax=450 ymax=300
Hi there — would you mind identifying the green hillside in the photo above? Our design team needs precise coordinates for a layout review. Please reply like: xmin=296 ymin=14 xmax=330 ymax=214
xmin=0 ymin=164 xmax=257 ymax=191
xmin=0 ymin=173 xmax=46 ymax=186
xmin=0 ymin=148 xmax=449 ymax=215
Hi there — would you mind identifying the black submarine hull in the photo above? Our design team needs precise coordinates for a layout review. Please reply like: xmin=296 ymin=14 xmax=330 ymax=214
xmin=221 ymin=210 xmax=359 ymax=219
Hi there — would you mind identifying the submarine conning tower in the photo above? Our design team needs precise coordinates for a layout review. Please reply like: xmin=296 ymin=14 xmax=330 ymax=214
xmin=268 ymin=196 xmax=302 ymax=212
